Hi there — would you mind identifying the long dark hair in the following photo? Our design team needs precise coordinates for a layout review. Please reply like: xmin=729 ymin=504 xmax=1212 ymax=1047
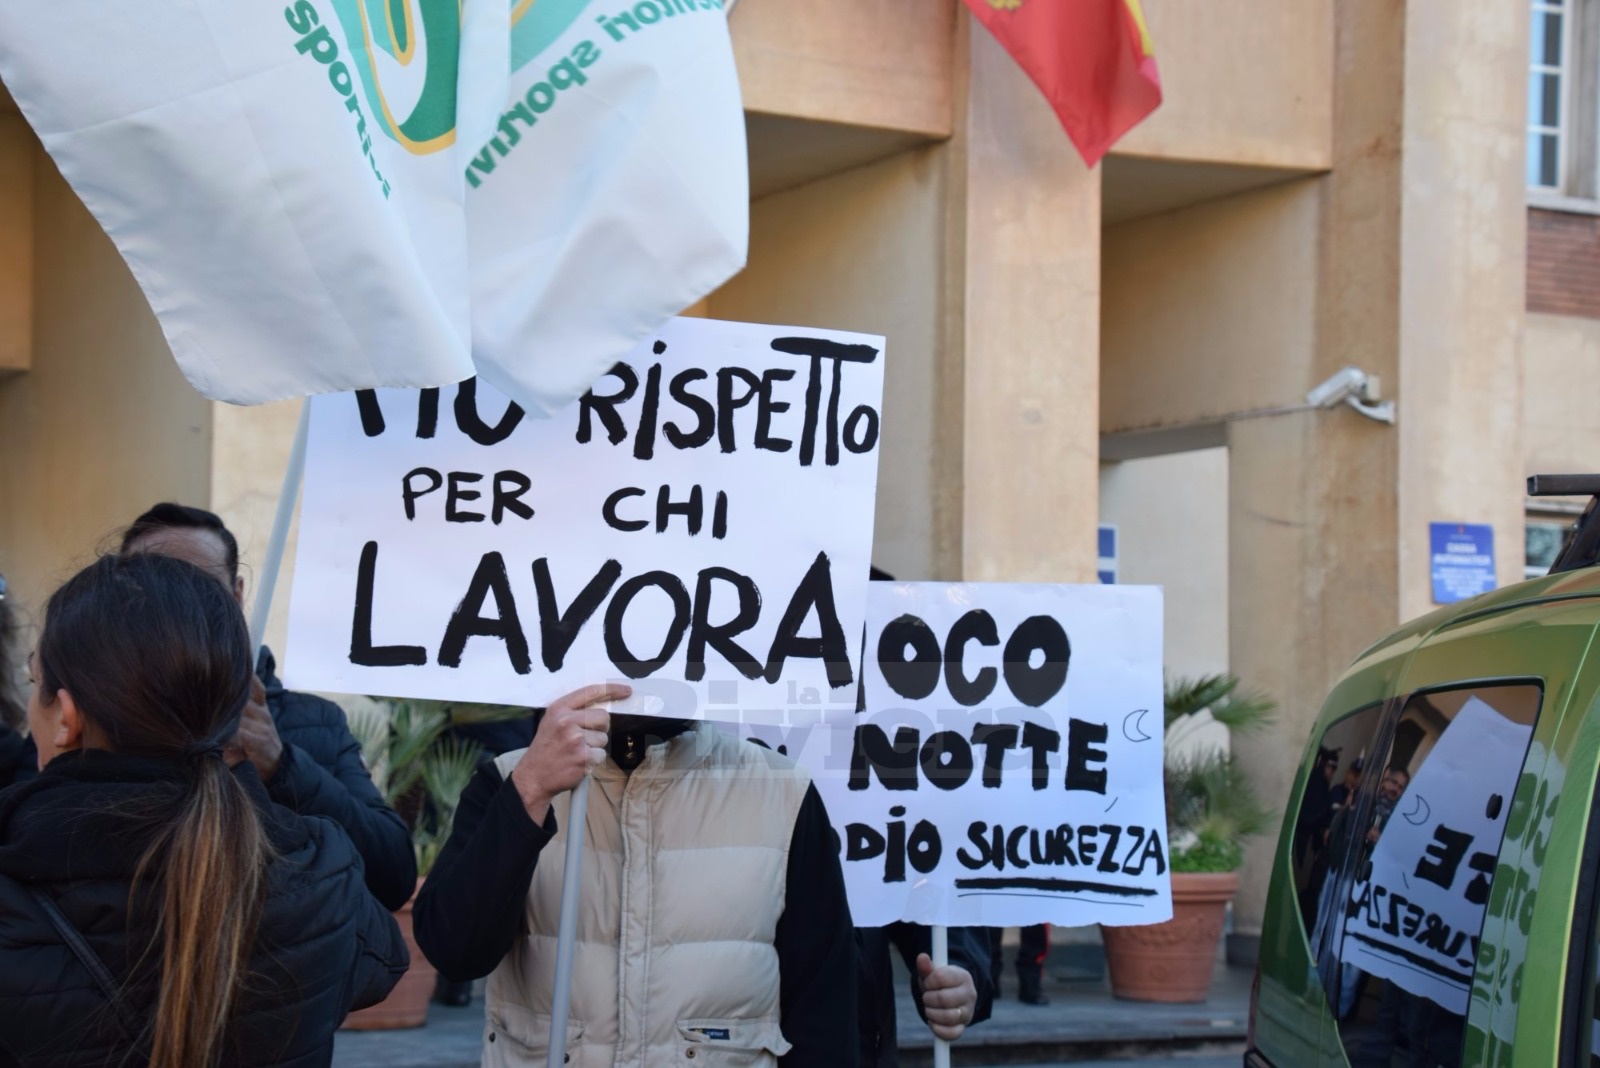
xmin=37 ymin=554 xmax=270 ymax=1068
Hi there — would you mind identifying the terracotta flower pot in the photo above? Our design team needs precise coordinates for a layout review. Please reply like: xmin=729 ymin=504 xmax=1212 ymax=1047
xmin=342 ymin=879 xmax=436 ymax=1030
xmin=1101 ymin=870 xmax=1239 ymax=1003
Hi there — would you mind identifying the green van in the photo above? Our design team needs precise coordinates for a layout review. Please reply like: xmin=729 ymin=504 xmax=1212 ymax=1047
xmin=1248 ymin=476 xmax=1600 ymax=1067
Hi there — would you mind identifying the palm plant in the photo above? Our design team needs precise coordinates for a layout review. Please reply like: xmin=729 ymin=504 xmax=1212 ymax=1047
xmin=1163 ymin=673 xmax=1274 ymax=873
xmin=347 ymin=698 xmax=529 ymax=875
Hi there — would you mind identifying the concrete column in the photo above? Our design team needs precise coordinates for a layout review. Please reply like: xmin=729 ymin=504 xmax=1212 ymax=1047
xmin=1229 ymin=0 xmax=1527 ymax=947
xmin=1394 ymin=2 xmax=1528 ymax=616
xmin=1227 ymin=0 xmax=1407 ymax=944
xmin=1228 ymin=403 xmax=1400 ymax=943
xmin=954 ymin=20 xmax=1102 ymax=584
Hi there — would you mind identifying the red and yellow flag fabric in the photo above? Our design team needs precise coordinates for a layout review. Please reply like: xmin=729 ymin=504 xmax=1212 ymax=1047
xmin=962 ymin=0 xmax=1162 ymax=168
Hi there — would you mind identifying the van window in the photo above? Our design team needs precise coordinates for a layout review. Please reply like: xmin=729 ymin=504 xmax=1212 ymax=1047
xmin=1290 ymin=702 xmax=1385 ymax=942
xmin=1310 ymin=684 xmax=1541 ymax=1067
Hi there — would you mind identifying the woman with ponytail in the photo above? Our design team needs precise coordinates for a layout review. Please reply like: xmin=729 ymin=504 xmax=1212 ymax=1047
xmin=0 ymin=554 xmax=407 ymax=1066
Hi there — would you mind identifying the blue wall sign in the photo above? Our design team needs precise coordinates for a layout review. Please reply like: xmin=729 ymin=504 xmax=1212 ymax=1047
xmin=1098 ymin=523 xmax=1117 ymax=585
xmin=1430 ymin=522 xmax=1496 ymax=604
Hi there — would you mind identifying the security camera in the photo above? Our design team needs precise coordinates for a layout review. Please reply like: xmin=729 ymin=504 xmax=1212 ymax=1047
xmin=1306 ymin=367 xmax=1396 ymax=425
xmin=1307 ymin=367 xmax=1370 ymax=409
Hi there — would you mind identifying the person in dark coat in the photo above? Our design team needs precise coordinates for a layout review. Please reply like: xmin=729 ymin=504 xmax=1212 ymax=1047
xmin=429 ymin=711 xmax=537 ymax=1007
xmin=0 ymin=726 xmax=32 ymax=792
xmin=121 ymin=502 xmax=417 ymax=911
xmin=0 ymin=572 xmax=35 ymax=791
xmin=986 ymin=924 xmax=1051 ymax=1004
xmin=0 ymin=553 xmax=406 ymax=1066
xmin=857 ymin=925 xmax=992 ymax=1067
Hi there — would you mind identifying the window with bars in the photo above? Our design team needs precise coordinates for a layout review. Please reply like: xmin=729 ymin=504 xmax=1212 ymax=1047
xmin=1530 ymin=0 xmax=1571 ymax=191
xmin=1527 ymin=518 xmax=1570 ymax=579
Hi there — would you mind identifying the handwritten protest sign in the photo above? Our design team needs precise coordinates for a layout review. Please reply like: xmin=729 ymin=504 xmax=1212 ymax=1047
xmin=285 ymin=317 xmax=885 ymax=717
xmin=1341 ymin=696 xmax=1532 ymax=1014
xmin=746 ymin=582 xmax=1168 ymax=928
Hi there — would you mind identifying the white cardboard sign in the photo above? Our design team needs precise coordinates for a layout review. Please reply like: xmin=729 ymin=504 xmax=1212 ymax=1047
xmin=745 ymin=582 xmax=1170 ymax=928
xmin=285 ymin=317 xmax=884 ymax=718
xmin=1341 ymin=696 xmax=1532 ymax=1014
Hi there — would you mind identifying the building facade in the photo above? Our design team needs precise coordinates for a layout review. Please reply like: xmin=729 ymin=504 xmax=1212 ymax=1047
xmin=0 ymin=1 xmax=1581 ymax=954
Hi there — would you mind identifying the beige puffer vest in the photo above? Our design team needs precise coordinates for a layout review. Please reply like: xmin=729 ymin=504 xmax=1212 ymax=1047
xmin=482 ymin=724 xmax=811 ymax=1068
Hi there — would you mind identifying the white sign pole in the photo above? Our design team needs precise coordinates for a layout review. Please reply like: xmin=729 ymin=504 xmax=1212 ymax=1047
xmin=249 ymin=402 xmax=311 ymax=654
xmin=546 ymin=774 xmax=592 ymax=1068
xmin=931 ymin=925 xmax=951 ymax=1068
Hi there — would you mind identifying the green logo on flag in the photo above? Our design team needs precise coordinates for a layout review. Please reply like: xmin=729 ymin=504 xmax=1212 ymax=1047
xmin=298 ymin=0 xmax=591 ymax=157
xmin=327 ymin=0 xmax=462 ymax=154
xmin=512 ymin=0 xmax=591 ymax=71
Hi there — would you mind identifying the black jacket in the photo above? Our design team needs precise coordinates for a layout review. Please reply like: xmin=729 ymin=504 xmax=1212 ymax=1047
xmin=856 ymin=925 xmax=993 ymax=1068
xmin=257 ymin=649 xmax=417 ymax=910
xmin=415 ymin=748 xmax=859 ymax=1066
xmin=0 ymin=726 xmax=34 ymax=791
xmin=0 ymin=750 xmax=408 ymax=1066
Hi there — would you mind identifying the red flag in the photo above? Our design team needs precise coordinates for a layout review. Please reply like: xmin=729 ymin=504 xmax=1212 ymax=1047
xmin=963 ymin=0 xmax=1162 ymax=167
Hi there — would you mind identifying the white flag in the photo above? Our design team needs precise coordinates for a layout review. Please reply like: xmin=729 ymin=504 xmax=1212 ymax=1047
xmin=465 ymin=0 xmax=749 ymax=416
xmin=0 ymin=0 xmax=747 ymax=413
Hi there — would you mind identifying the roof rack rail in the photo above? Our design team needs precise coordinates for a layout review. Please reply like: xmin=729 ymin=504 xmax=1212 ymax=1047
xmin=1530 ymin=474 xmax=1600 ymax=575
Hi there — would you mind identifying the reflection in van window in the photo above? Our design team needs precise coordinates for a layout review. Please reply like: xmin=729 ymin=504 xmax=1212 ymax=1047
xmin=1303 ymin=685 xmax=1541 ymax=1067
xmin=1290 ymin=704 xmax=1384 ymax=940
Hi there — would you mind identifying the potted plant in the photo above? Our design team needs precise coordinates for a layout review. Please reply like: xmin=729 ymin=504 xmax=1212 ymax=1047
xmin=1101 ymin=673 xmax=1273 ymax=1003
xmin=340 ymin=698 xmax=526 ymax=1029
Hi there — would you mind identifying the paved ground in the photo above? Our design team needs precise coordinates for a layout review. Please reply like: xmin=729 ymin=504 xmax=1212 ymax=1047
xmin=333 ymin=958 xmax=1249 ymax=1068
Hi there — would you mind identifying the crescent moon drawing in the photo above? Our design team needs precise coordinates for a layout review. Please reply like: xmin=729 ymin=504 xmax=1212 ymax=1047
xmin=1401 ymin=794 xmax=1431 ymax=826
xmin=1123 ymin=709 xmax=1153 ymax=743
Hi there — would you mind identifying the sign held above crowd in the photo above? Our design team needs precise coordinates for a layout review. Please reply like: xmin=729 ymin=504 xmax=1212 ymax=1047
xmin=286 ymin=316 xmax=885 ymax=718
xmin=746 ymin=581 xmax=1169 ymax=928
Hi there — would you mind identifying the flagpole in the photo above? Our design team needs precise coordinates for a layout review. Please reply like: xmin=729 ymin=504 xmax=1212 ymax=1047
xmin=249 ymin=401 xmax=311 ymax=654
xmin=547 ymin=775 xmax=592 ymax=1068
xmin=932 ymin=925 xmax=952 ymax=1068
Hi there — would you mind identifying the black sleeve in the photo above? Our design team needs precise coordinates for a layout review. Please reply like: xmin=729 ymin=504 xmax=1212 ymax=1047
xmin=885 ymin=924 xmax=995 ymax=1028
xmin=266 ymin=701 xmax=418 ymax=911
xmin=347 ymin=861 xmax=412 ymax=1011
xmin=413 ymin=761 xmax=555 ymax=982
xmin=775 ymin=785 xmax=859 ymax=1067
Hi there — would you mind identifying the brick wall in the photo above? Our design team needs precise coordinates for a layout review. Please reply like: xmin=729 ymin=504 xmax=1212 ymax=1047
xmin=1529 ymin=208 xmax=1600 ymax=318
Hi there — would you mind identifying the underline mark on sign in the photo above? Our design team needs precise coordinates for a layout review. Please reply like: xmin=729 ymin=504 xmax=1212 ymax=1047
xmin=957 ymin=892 xmax=1148 ymax=906
xmin=952 ymin=877 xmax=1158 ymax=897
xmin=1344 ymin=933 xmax=1473 ymax=985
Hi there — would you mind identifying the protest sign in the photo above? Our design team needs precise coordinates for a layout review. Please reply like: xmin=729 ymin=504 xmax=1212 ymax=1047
xmin=285 ymin=317 xmax=884 ymax=717
xmin=746 ymin=582 xmax=1169 ymax=928
xmin=1341 ymin=696 xmax=1532 ymax=1014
